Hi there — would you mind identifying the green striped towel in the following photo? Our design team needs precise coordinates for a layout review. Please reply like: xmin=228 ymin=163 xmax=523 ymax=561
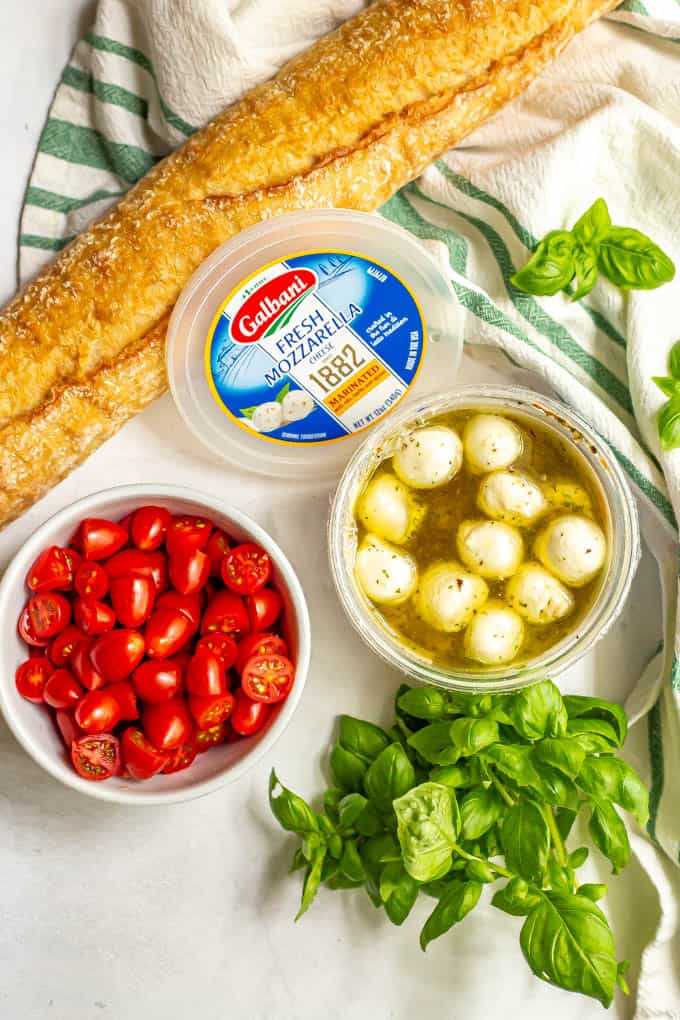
xmin=18 ymin=2 xmax=680 ymax=1011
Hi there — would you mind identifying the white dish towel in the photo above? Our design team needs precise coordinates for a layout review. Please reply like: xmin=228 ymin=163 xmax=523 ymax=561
xmin=16 ymin=1 xmax=680 ymax=1015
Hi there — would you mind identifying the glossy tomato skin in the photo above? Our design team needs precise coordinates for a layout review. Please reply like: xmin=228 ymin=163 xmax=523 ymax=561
xmin=74 ymin=561 xmax=109 ymax=600
xmin=69 ymin=637 xmax=106 ymax=691
xmin=166 ymin=515 xmax=213 ymax=557
xmin=109 ymin=574 xmax=155 ymax=628
xmin=196 ymin=633 xmax=238 ymax=671
xmin=201 ymin=591 xmax=250 ymax=641
xmin=49 ymin=626 xmax=86 ymax=667
xmin=169 ymin=546 xmax=210 ymax=596
xmin=162 ymin=741 xmax=197 ymax=773
xmin=26 ymin=546 xmax=77 ymax=593
xmin=105 ymin=549 xmax=168 ymax=593
xmin=194 ymin=722 xmax=226 ymax=752
xmin=242 ymin=654 xmax=295 ymax=704
xmin=107 ymin=681 xmax=139 ymax=721
xmin=121 ymin=727 xmax=166 ymax=780
xmin=155 ymin=592 xmax=202 ymax=633
xmin=75 ymin=690 xmax=122 ymax=734
xmin=142 ymin=696 xmax=193 ymax=750
xmin=186 ymin=647 xmax=226 ymax=697
xmin=188 ymin=691 xmax=235 ymax=730
xmin=236 ymin=632 xmax=288 ymax=675
xmin=78 ymin=519 xmax=128 ymax=560
xmin=246 ymin=588 xmax=283 ymax=632
xmin=18 ymin=606 xmax=49 ymax=647
xmin=145 ymin=607 xmax=193 ymax=659
xmin=55 ymin=709 xmax=83 ymax=748
xmin=73 ymin=598 xmax=116 ymax=636
xmin=71 ymin=733 xmax=120 ymax=781
xmin=222 ymin=543 xmax=271 ymax=596
xmin=43 ymin=668 xmax=83 ymax=709
xmin=205 ymin=529 xmax=230 ymax=576
xmin=26 ymin=592 xmax=72 ymax=641
xmin=132 ymin=658 xmax=183 ymax=703
xmin=231 ymin=690 xmax=271 ymax=736
xmin=15 ymin=657 xmax=53 ymax=702
xmin=131 ymin=506 xmax=170 ymax=552
xmin=90 ymin=629 xmax=146 ymax=682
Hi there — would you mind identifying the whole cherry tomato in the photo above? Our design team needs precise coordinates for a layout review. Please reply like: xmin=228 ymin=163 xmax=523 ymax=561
xmin=55 ymin=709 xmax=83 ymax=748
xmin=26 ymin=545 xmax=78 ymax=592
xmin=188 ymin=691 xmax=235 ymax=731
xmin=196 ymin=633 xmax=238 ymax=671
xmin=110 ymin=574 xmax=155 ymax=628
xmin=235 ymin=632 xmax=288 ymax=674
xmin=162 ymin=741 xmax=198 ymax=773
xmin=155 ymin=591 xmax=202 ymax=633
xmin=222 ymin=543 xmax=271 ymax=595
xmin=73 ymin=598 xmax=116 ymax=636
xmin=71 ymin=733 xmax=120 ymax=781
xmin=194 ymin=722 xmax=227 ymax=752
xmin=15 ymin=657 xmax=53 ymax=702
xmin=121 ymin=727 xmax=166 ymax=780
xmin=90 ymin=629 xmax=145 ymax=683
xmin=231 ymin=689 xmax=271 ymax=736
xmin=186 ymin=647 xmax=226 ymax=697
xmin=44 ymin=668 xmax=83 ymax=709
xmin=18 ymin=606 xmax=49 ymax=647
xmin=106 ymin=681 xmax=139 ymax=721
xmin=205 ymin=529 xmax=230 ymax=576
xmin=143 ymin=696 xmax=193 ymax=750
xmin=49 ymin=626 xmax=86 ymax=667
xmin=77 ymin=519 xmax=128 ymax=560
xmin=242 ymin=654 xmax=295 ymax=704
xmin=246 ymin=588 xmax=283 ymax=632
xmin=26 ymin=592 xmax=72 ymax=641
xmin=132 ymin=658 xmax=183 ymax=703
xmin=201 ymin=591 xmax=250 ymax=640
xmin=69 ymin=637 xmax=105 ymax=691
xmin=145 ymin=607 xmax=194 ymax=659
xmin=166 ymin=515 xmax=213 ymax=557
xmin=105 ymin=549 xmax=168 ymax=593
xmin=75 ymin=690 xmax=122 ymax=734
xmin=131 ymin=505 xmax=171 ymax=551
xmin=74 ymin=561 xmax=109 ymax=600
xmin=169 ymin=546 xmax=210 ymax=596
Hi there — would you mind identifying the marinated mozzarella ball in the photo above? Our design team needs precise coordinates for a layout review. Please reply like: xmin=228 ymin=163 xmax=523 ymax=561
xmin=414 ymin=562 xmax=488 ymax=633
xmin=542 ymin=480 xmax=592 ymax=514
xmin=535 ymin=514 xmax=607 ymax=587
xmin=477 ymin=470 xmax=547 ymax=526
xmin=392 ymin=426 xmax=463 ymax=489
xmin=282 ymin=389 xmax=315 ymax=424
xmin=506 ymin=562 xmax=575 ymax=625
xmin=251 ymin=401 xmax=283 ymax=433
xmin=464 ymin=602 xmax=525 ymax=665
xmin=456 ymin=519 xmax=524 ymax=580
xmin=463 ymin=414 xmax=523 ymax=474
xmin=355 ymin=534 xmax=417 ymax=606
xmin=356 ymin=474 xmax=425 ymax=545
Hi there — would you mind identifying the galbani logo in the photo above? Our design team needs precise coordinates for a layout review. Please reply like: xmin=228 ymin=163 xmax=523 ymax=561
xmin=230 ymin=268 xmax=317 ymax=344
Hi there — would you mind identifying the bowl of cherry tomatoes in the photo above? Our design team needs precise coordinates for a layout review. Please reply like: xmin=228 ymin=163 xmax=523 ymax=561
xmin=0 ymin=484 xmax=310 ymax=804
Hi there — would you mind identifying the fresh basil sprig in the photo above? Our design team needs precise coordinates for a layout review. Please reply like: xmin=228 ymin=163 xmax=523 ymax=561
xmin=654 ymin=339 xmax=680 ymax=451
xmin=269 ymin=681 xmax=648 ymax=1008
xmin=511 ymin=197 xmax=674 ymax=300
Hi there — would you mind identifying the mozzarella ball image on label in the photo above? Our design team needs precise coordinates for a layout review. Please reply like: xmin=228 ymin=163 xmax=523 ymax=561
xmin=282 ymin=389 xmax=315 ymax=424
xmin=477 ymin=470 xmax=547 ymax=526
xmin=414 ymin=562 xmax=488 ymax=633
xmin=392 ymin=426 xmax=463 ymax=489
xmin=535 ymin=514 xmax=607 ymax=587
xmin=356 ymin=474 xmax=425 ymax=545
xmin=505 ymin=562 xmax=575 ymax=625
xmin=463 ymin=414 xmax=523 ymax=474
xmin=542 ymin=480 xmax=592 ymax=514
xmin=456 ymin=519 xmax=524 ymax=580
xmin=355 ymin=534 xmax=418 ymax=606
xmin=464 ymin=602 xmax=525 ymax=665
xmin=250 ymin=401 xmax=284 ymax=433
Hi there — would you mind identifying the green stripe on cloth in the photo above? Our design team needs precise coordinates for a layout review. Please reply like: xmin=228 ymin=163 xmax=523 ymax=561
xmin=618 ymin=0 xmax=650 ymax=13
xmin=380 ymin=189 xmax=468 ymax=274
xmin=612 ymin=448 xmax=677 ymax=529
xmin=25 ymin=186 xmax=126 ymax=214
xmin=646 ymin=697 xmax=664 ymax=843
xmin=19 ymin=233 xmax=75 ymax=252
xmin=38 ymin=118 xmax=158 ymax=183
xmin=62 ymin=65 xmax=149 ymax=119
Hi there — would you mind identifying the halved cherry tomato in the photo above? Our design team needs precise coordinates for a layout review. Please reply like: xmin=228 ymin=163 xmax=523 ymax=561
xmin=242 ymin=654 xmax=294 ymax=704
xmin=222 ymin=543 xmax=271 ymax=595
xmin=197 ymin=633 xmax=238 ymax=670
xmin=131 ymin=505 xmax=171 ymax=552
xmin=186 ymin=647 xmax=226 ymax=697
xmin=73 ymin=598 xmax=116 ymax=636
xmin=26 ymin=592 xmax=72 ymax=641
xmin=145 ymin=607 xmax=193 ymax=659
xmin=71 ymin=733 xmax=120 ymax=781
xmin=201 ymin=591 xmax=250 ymax=640
xmin=110 ymin=574 xmax=155 ymax=628
xmin=18 ymin=606 xmax=48 ymax=648
xmin=235 ymin=632 xmax=288 ymax=674
xmin=90 ymin=629 xmax=145 ymax=682
xmin=231 ymin=689 xmax=271 ymax=736
xmin=74 ymin=561 xmax=109 ymax=600
xmin=107 ymin=681 xmax=139 ymax=720
xmin=162 ymin=741 xmax=198 ymax=773
xmin=78 ymin=519 xmax=128 ymax=560
xmin=205 ymin=529 xmax=230 ymax=576
xmin=49 ymin=625 xmax=86 ymax=666
xmin=169 ymin=546 xmax=210 ymax=596
xmin=188 ymin=691 xmax=235 ymax=730
xmin=105 ymin=549 xmax=168 ymax=593
xmin=155 ymin=591 xmax=202 ymax=633
xmin=246 ymin=588 xmax=282 ymax=632
xmin=143 ymin=696 xmax=193 ymax=750
xmin=44 ymin=668 xmax=83 ymax=709
xmin=166 ymin=515 xmax=212 ymax=557
xmin=55 ymin=709 xmax=83 ymax=748
xmin=194 ymin=722 xmax=227 ymax=752
xmin=69 ymin=637 xmax=105 ymax=691
xmin=132 ymin=658 xmax=183 ymax=703
xmin=121 ymin=727 xmax=166 ymax=780
xmin=26 ymin=545 xmax=78 ymax=592
xmin=15 ymin=657 xmax=53 ymax=702
xmin=75 ymin=690 xmax=122 ymax=733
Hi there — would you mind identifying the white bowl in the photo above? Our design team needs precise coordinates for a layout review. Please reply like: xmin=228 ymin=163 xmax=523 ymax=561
xmin=0 ymin=484 xmax=310 ymax=805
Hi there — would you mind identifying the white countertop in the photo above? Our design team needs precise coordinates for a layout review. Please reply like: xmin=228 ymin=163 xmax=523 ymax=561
xmin=0 ymin=4 xmax=671 ymax=1019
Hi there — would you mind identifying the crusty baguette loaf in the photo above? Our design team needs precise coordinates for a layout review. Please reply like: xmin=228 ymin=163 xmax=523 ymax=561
xmin=0 ymin=0 xmax=617 ymax=527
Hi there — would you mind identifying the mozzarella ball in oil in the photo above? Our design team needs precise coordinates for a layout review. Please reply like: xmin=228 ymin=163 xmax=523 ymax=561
xmin=464 ymin=602 xmax=525 ymax=665
xmin=457 ymin=519 xmax=523 ymax=580
xmin=414 ymin=562 xmax=488 ymax=633
xmin=477 ymin=470 xmax=547 ymax=526
xmin=463 ymin=414 xmax=523 ymax=474
xmin=355 ymin=534 xmax=417 ymax=606
xmin=535 ymin=514 xmax=606 ymax=587
xmin=392 ymin=426 xmax=463 ymax=489
xmin=506 ymin=562 xmax=575 ymax=625
xmin=356 ymin=473 xmax=425 ymax=545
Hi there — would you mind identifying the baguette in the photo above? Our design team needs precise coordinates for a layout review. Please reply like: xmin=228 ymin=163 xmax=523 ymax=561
xmin=0 ymin=0 xmax=617 ymax=526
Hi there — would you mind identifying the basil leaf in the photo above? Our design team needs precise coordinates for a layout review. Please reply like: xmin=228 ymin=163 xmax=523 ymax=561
xmin=339 ymin=839 xmax=365 ymax=883
xmin=354 ymin=800 xmax=384 ymax=837
xmin=420 ymin=880 xmax=482 ymax=951
xmin=589 ymin=799 xmax=630 ymax=874
xmin=269 ymin=771 xmax=319 ymax=835
xmin=301 ymin=831 xmax=326 ymax=861
xmin=429 ymin=763 xmax=475 ymax=788
xmin=659 ymin=394 xmax=680 ymax=452
xmin=325 ymin=873 xmax=365 ymax=891
xmin=329 ymin=744 xmax=367 ymax=793
xmin=296 ymin=847 xmax=326 ymax=920
xmin=394 ymin=782 xmax=459 ymax=882
xmin=555 ymin=807 xmax=578 ymax=841
xmin=379 ymin=862 xmax=420 ymax=925
xmin=577 ymin=757 xmax=649 ymax=827
xmin=449 ymin=717 xmax=499 ymax=757
xmin=520 ymin=892 xmax=617 ymax=1007
xmin=484 ymin=744 xmax=542 ymax=788
xmin=653 ymin=376 xmax=680 ymax=399
xmin=460 ymin=787 xmax=504 ymax=840
xmin=500 ymin=800 xmax=550 ymax=884
xmin=492 ymin=877 xmax=541 ymax=917
xmin=617 ymin=960 xmax=631 ymax=995
xmin=570 ymin=244 xmax=598 ymax=301
xmin=578 ymin=883 xmax=607 ymax=902
xmin=533 ymin=737 xmax=585 ymax=778
xmin=569 ymin=846 xmax=589 ymax=869
xmin=323 ymin=787 xmax=343 ymax=820
xmin=290 ymin=847 xmax=306 ymax=873
xmin=598 ymin=226 xmax=675 ymax=290
xmin=566 ymin=716 xmax=620 ymax=752
xmin=337 ymin=793 xmax=368 ymax=829
xmin=364 ymin=744 xmax=416 ymax=811
xmin=465 ymin=859 xmax=496 ymax=884
xmin=572 ymin=197 xmax=611 ymax=246
xmin=511 ymin=231 xmax=576 ymax=296
xmin=530 ymin=763 xmax=579 ymax=809
xmin=275 ymin=380 xmax=291 ymax=404
xmin=408 ymin=722 xmax=459 ymax=765
xmin=669 ymin=339 xmax=680 ymax=381
xmin=338 ymin=715 xmax=391 ymax=761
xmin=506 ymin=680 xmax=567 ymax=741
xmin=397 ymin=687 xmax=448 ymax=720
xmin=564 ymin=694 xmax=627 ymax=744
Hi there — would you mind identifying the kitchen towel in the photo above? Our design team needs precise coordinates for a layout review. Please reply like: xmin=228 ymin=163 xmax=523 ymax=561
xmin=16 ymin=1 xmax=680 ymax=1015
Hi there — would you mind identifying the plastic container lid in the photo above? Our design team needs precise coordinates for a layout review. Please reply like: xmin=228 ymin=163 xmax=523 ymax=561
xmin=166 ymin=209 xmax=463 ymax=479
